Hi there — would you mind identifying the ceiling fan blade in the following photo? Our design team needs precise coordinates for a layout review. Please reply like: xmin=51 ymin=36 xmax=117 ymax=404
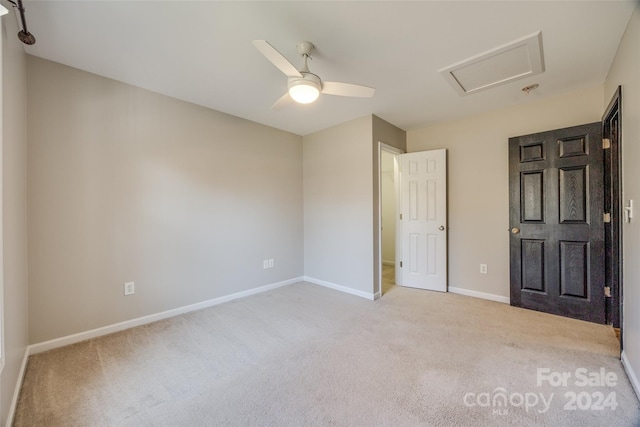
xmin=271 ymin=92 xmax=295 ymax=110
xmin=321 ymin=81 xmax=375 ymax=98
xmin=253 ymin=40 xmax=302 ymax=78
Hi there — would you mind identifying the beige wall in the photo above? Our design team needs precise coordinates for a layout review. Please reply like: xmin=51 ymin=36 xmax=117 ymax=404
xmin=303 ymin=115 xmax=405 ymax=297
xmin=27 ymin=56 xmax=303 ymax=343
xmin=605 ymin=4 xmax=640 ymax=392
xmin=407 ymin=85 xmax=604 ymax=299
xmin=303 ymin=116 xmax=374 ymax=294
xmin=0 ymin=13 xmax=28 ymax=425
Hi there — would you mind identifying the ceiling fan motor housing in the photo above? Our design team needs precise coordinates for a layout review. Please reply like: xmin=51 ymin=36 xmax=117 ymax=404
xmin=288 ymin=73 xmax=322 ymax=104
xmin=297 ymin=41 xmax=315 ymax=57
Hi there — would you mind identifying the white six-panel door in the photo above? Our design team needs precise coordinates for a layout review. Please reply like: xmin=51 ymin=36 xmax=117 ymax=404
xmin=399 ymin=149 xmax=447 ymax=292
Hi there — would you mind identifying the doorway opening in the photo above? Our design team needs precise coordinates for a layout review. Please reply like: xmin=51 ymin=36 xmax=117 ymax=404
xmin=603 ymin=86 xmax=622 ymax=344
xmin=378 ymin=143 xmax=403 ymax=296
xmin=377 ymin=145 xmax=449 ymax=297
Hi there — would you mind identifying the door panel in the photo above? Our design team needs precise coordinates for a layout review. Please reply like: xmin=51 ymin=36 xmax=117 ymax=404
xmin=522 ymin=171 xmax=544 ymax=221
xmin=509 ymin=123 xmax=605 ymax=323
xmin=521 ymin=239 xmax=545 ymax=292
xmin=559 ymin=167 xmax=587 ymax=222
xmin=400 ymin=149 xmax=447 ymax=292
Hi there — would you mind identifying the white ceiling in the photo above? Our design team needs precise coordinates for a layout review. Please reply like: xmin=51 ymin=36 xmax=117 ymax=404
xmin=12 ymin=1 xmax=636 ymax=136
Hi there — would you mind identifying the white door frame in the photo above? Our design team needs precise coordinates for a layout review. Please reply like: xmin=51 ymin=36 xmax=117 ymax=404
xmin=377 ymin=142 xmax=404 ymax=298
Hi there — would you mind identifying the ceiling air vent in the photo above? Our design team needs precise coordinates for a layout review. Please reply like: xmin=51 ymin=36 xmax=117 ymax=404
xmin=439 ymin=31 xmax=544 ymax=96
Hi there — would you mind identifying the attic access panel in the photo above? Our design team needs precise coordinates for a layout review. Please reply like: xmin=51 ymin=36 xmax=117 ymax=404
xmin=439 ymin=31 xmax=544 ymax=96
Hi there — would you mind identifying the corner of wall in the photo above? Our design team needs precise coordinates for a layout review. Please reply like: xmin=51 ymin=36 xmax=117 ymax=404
xmin=302 ymin=116 xmax=375 ymax=295
xmin=0 ymin=11 xmax=29 ymax=427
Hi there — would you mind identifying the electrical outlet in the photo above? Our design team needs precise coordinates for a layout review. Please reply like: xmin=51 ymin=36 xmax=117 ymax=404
xmin=124 ymin=281 xmax=135 ymax=295
xmin=263 ymin=260 xmax=269 ymax=269
xmin=480 ymin=264 xmax=488 ymax=274
xmin=268 ymin=258 xmax=274 ymax=268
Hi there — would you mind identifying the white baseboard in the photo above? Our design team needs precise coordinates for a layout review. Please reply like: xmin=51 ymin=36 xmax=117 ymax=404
xmin=7 ymin=277 xmax=304 ymax=424
xmin=374 ymin=291 xmax=382 ymax=300
xmin=622 ymin=350 xmax=640 ymax=402
xmin=29 ymin=277 xmax=303 ymax=355
xmin=5 ymin=347 xmax=29 ymax=427
xmin=448 ymin=286 xmax=510 ymax=304
xmin=303 ymin=276 xmax=375 ymax=301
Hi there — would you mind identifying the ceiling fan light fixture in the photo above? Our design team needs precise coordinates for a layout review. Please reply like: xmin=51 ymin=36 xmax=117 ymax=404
xmin=288 ymin=75 xmax=321 ymax=104
xmin=253 ymin=40 xmax=375 ymax=110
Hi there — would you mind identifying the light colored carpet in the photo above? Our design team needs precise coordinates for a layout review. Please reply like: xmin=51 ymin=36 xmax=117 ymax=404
xmin=14 ymin=282 xmax=640 ymax=426
xmin=382 ymin=264 xmax=395 ymax=295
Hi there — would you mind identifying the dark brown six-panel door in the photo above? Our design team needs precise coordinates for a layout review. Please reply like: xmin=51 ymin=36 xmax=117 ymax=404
xmin=509 ymin=123 xmax=605 ymax=323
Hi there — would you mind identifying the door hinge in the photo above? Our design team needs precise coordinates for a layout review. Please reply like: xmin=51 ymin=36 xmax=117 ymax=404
xmin=400 ymin=213 xmax=403 ymax=220
xmin=604 ymin=212 xmax=611 ymax=223
xmin=604 ymin=286 xmax=611 ymax=297
xmin=603 ymin=138 xmax=611 ymax=149
xmin=400 ymin=261 xmax=403 ymax=268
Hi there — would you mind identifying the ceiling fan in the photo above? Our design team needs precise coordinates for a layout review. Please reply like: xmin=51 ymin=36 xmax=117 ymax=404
xmin=252 ymin=40 xmax=375 ymax=109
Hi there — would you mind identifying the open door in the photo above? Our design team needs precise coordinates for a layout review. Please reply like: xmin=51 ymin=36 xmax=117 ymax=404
xmin=509 ymin=123 xmax=605 ymax=323
xmin=399 ymin=149 xmax=447 ymax=292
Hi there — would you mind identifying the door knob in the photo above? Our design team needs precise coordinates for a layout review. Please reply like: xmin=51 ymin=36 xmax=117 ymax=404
xmin=511 ymin=227 xmax=520 ymax=234
xmin=439 ymin=226 xmax=445 ymax=231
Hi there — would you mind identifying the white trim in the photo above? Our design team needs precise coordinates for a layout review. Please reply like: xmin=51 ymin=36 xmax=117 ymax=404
xmin=374 ymin=291 xmax=382 ymax=300
xmin=6 ymin=277 xmax=304 ymax=423
xmin=30 ymin=277 xmax=303 ymax=355
xmin=303 ymin=276 xmax=375 ymax=301
xmin=0 ymin=14 xmax=4 ymax=377
xmin=5 ymin=347 xmax=29 ymax=427
xmin=622 ymin=351 xmax=640 ymax=402
xmin=448 ymin=286 xmax=510 ymax=304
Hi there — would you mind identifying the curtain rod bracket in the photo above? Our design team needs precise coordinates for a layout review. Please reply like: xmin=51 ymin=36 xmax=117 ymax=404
xmin=6 ymin=0 xmax=36 ymax=45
